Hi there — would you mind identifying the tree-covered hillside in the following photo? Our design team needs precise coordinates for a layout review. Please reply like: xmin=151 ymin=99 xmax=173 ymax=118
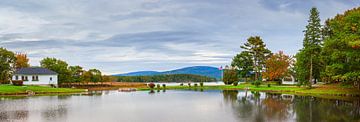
xmin=116 ymin=74 xmax=217 ymax=82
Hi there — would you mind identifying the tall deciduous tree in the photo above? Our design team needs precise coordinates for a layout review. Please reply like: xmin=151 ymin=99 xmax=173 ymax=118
xmin=0 ymin=47 xmax=16 ymax=83
xmin=240 ymin=36 xmax=271 ymax=81
xmin=296 ymin=7 xmax=322 ymax=88
xmin=88 ymin=69 xmax=102 ymax=84
xmin=15 ymin=53 xmax=30 ymax=69
xmin=263 ymin=51 xmax=292 ymax=81
xmin=231 ymin=51 xmax=253 ymax=82
xmin=69 ymin=65 xmax=84 ymax=83
xmin=321 ymin=7 xmax=360 ymax=89
xmin=40 ymin=57 xmax=71 ymax=84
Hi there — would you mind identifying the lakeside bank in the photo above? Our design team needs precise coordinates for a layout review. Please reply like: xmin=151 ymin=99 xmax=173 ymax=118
xmin=0 ymin=85 xmax=86 ymax=96
xmin=138 ymin=83 xmax=360 ymax=97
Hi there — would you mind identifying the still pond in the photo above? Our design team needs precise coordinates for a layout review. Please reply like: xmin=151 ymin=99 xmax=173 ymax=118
xmin=0 ymin=90 xmax=359 ymax=122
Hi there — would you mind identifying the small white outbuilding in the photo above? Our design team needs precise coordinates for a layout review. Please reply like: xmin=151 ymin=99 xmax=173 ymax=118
xmin=12 ymin=67 xmax=58 ymax=86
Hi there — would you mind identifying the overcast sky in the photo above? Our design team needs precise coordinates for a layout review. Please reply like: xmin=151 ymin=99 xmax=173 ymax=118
xmin=0 ymin=0 xmax=359 ymax=74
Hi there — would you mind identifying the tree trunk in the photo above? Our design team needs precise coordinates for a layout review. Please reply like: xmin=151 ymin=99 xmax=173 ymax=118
xmin=309 ymin=55 xmax=313 ymax=88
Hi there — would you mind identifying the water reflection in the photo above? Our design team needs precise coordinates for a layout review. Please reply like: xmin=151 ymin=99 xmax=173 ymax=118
xmin=0 ymin=110 xmax=28 ymax=121
xmin=223 ymin=90 xmax=360 ymax=122
xmin=0 ymin=90 xmax=359 ymax=122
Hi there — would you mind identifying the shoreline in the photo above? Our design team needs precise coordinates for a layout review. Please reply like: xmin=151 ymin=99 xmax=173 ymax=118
xmin=0 ymin=85 xmax=86 ymax=96
xmin=137 ymin=83 xmax=360 ymax=98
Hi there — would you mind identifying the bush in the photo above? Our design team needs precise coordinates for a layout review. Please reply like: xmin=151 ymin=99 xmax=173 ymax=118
xmin=233 ymin=82 xmax=238 ymax=86
xmin=12 ymin=80 xmax=23 ymax=86
xmin=162 ymin=84 xmax=166 ymax=88
xmin=180 ymin=83 xmax=184 ymax=86
xmin=156 ymin=84 xmax=161 ymax=89
xmin=254 ymin=80 xmax=261 ymax=87
xmin=267 ymin=84 xmax=271 ymax=87
xmin=188 ymin=83 xmax=191 ymax=87
xmin=296 ymin=82 xmax=302 ymax=87
xmin=200 ymin=82 xmax=204 ymax=87
xmin=194 ymin=83 xmax=198 ymax=87
xmin=148 ymin=83 xmax=155 ymax=89
xmin=223 ymin=69 xmax=238 ymax=85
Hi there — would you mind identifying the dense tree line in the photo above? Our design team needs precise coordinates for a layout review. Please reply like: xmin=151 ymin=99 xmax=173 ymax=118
xmin=229 ymin=7 xmax=360 ymax=89
xmin=0 ymin=48 xmax=106 ymax=85
xmin=116 ymin=74 xmax=216 ymax=82
xmin=296 ymin=7 xmax=360 ymax=89
xmin=40 ymin=57 xmax=105 ymax=84
xmin=320 ymin=7 xmax=360 ymax=88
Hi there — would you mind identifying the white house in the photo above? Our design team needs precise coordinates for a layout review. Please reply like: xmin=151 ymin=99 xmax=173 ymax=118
xmin=12 ymin=67 xmax=58 ymax=86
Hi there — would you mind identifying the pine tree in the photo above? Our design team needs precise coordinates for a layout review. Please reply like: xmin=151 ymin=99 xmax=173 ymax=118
xmin=296 ymin=7 xmax=322 ymax=88
xmin=240 ymin=36 xmax=271 ymax=81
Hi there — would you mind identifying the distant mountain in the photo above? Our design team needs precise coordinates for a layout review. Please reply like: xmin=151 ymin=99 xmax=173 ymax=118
xmin=113 ymin=66 xmax=221 ymax=79
xmin=117 ymin=71 xmax=160 ymax=76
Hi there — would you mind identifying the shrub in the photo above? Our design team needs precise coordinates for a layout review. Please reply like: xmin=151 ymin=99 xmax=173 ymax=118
xmin=200 ymin=82 xmax=204 ymax=87
xmin=12 ymin=80 xmax=23 ymax=86
xmin=156 ymin=84 xmax=161 ymax=89
xmin=296 ymin=82 xmax=302 ymax=87
xmin=194 ymin=83 xmax=198 ymax=87
xmin=233 ymin=82 xmax=238 ymax=86
xmin=162 ymin=84 xmax=166 ymax=88
xmin=188 ymin=83 xmax=191 ymax=87
xmin=180 ymin=83 xmax=184 ymax=86
xmin=254 ymin=80 xmax=261 ymax=87
xmin=223 ymin=69 xmax=238 ymax=85
xmin=267 ymin=84 xmax=271 ymax=87
xmin=148 ymin=83 xmax=155 ymax=89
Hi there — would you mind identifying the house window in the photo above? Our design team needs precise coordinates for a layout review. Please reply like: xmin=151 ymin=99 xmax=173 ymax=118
xmin=32 ymin=76 xmax=39 ymax=81
xmin=15 ymin=75 xmax=18 ymax=80
xmin=22 ymin=76 xmax=28 ymax=81
xmin=50 ymin=77 xmax=52 ymax=81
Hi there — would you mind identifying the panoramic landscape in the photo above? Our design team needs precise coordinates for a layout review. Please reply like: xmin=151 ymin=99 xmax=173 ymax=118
xmin=1 ymin=1 xmax=360 ymax=122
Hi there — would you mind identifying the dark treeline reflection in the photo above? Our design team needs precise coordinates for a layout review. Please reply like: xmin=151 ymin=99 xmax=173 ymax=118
xmin=222 ymin=90 xmax=360 ymax=122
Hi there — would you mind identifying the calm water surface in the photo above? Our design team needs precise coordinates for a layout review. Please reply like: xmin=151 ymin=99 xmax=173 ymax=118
xmin=0 ymin=90 xmax=359 ymax=122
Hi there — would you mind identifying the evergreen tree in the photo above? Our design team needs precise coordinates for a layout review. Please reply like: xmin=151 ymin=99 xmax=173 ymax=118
xmin=240 ymin=36 xmax=271 ymax=81
xmin=231 ymin=51 xmax=253 ymax=82
xmin=296 ymin=7 xmax=323 ymax=88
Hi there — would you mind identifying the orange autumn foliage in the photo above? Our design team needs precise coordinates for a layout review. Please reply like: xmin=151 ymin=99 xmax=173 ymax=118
xmin=263 ymin=51 xmax=292 ymax=81
xmin=15 ymin=53 xmax=30 ymax=69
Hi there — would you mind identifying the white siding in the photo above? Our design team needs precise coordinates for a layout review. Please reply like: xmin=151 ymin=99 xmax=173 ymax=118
xmin=12 ymin=75 xmax=58 ymax=85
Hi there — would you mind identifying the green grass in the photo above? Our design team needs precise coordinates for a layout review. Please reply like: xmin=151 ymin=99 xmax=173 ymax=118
xmin=0 ymin=85 xmax=86 ymax=95
xmin=138 ymin=83 xmax=360 ymax=96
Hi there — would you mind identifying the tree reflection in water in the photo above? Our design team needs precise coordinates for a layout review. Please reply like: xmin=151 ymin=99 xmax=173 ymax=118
xmin=222 ymin=90 xmax=360 ymax=122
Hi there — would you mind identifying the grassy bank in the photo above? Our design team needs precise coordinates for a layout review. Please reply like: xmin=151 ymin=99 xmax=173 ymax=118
xmin=0 ymin=85 xmax=86 ymax=95
xmin=138 ymin=83 xmax=360 ymax=97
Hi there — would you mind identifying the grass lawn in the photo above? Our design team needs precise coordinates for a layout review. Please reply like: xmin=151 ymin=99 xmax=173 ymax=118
xmin=138 ymin=83 xmax=360 ymax=96
xmin=0 ymin=85 xmax=86 ymax=95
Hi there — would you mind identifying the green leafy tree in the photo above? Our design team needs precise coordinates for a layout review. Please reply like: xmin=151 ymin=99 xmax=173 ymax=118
xmin=240 ymin=36 xmax=271 ymax=81
xmin=40 ymin=57 xmax=71 ymax=84
xmin=321 ymin=7 xmax=360 ymax=88
xmin=296 ymin=7 xmax=323 ymax=88
xmin=0 ymin=47 xmax=16 ymax=83
xmin=88 ymin=69 xmax=102 ymax=84
xmin=69 ymin=65 xmax=84 ymax=84
xmin=231 ymin=51 xmax=253 ymax=82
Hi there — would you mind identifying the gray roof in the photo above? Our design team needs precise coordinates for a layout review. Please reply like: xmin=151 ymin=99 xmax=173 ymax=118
xmin=14 ymin=67 xmax=58 ymax=75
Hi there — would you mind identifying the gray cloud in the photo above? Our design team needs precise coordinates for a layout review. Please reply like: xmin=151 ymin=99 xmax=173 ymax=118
xmin=0 ymin=0 xmax=359 ymax=74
